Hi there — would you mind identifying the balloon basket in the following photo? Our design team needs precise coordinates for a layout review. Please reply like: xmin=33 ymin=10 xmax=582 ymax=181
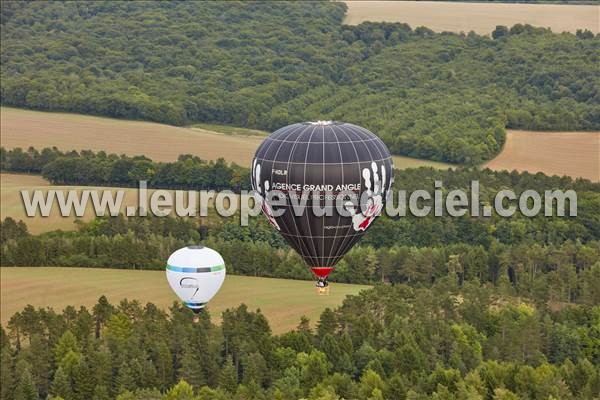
xmin=192 ymin=314 xmax=200 ymax=324
xmin=316 ymin=286 xmax=330 ymax=296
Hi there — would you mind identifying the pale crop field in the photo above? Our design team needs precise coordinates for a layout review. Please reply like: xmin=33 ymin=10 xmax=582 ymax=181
xmin=344 ymin=1 xmax=599 ymax=35
xmin=0 ymin=267 xmax=369 ymax=333
xmin=1 ymin=107 xmax=265 ymax=166
xmin=0 ymin=173 xmax=252 ymax=234
xmin=485 ymin=130 xmax=600 ymax=182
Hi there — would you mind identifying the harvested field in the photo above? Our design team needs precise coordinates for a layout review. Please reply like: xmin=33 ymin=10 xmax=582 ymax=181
xmin=1 ymin=107 xmax=264 ymax=165
xmin=343 ymin=1 xmax=599 ymax=35
xmin=485 ymin=130 xmax=600 ymax=182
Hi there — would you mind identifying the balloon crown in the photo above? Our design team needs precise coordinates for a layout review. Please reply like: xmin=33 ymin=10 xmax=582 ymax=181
xmin=307 ymin=120 xmax=335 ymax=126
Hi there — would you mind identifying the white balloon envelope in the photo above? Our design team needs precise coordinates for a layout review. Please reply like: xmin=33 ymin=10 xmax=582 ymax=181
xmin=165 ymin=245 xmax=226 ymax=313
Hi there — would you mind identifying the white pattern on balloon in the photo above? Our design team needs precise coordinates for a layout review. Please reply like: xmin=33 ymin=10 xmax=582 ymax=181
xmin=351 ymin=162 xmax=385 ymax=231
xmin=252 ymin=159 xmax=280 ymax=231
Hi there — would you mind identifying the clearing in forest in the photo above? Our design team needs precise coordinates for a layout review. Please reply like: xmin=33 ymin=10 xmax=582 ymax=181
xmin=485 ymin=130 xmax=600 ymax=182
xmin=343 ymin=1 xmax=599 ymax=35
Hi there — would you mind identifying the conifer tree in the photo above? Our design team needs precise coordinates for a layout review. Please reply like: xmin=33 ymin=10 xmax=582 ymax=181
xmin=218 ymin=355 xmax=238 ymax=394
xmin=50 ymin=367 xmax=72 ymax=400
xmin=15 ymin=367 xmax=39 ymax=400
xmin=92 ymin=385 xmax=110 ymax=400
xmin=0 ymin=346 xmax=15 ymax=400
xmin=115 ymin=362 xmax=136 ymax=395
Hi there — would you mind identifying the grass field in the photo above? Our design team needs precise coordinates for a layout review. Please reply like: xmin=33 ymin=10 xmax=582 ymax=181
xmin=1 ymin=106 xmax=452 ymax=170
xmin=343 ymin=1 xmax=599 ymax=35
xmin=190 ymin=123 xmax=268 ymax=137
xmin=0 ymin=267 xmax=369 ymax=333
xmin=0 ymin=173 xmax=252 ymax=234
xmin=392 ymin=155 xmax=453 ymax=170
xmin=485 ymin=130 xmax=600 ymax=182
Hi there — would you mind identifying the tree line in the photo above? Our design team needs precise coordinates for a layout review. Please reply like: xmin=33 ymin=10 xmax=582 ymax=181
xmin=1 ymin=282 xmax=598 ymax=400
xmin=1 ymin=213 xmax=598 ymax=306
xmin=361 ymin=167 xmax=600 ymax=249
xmin=2 ymin=2 xmax=598 ymax=164
xmin=0 ymin=147 xmax=251 ymax=190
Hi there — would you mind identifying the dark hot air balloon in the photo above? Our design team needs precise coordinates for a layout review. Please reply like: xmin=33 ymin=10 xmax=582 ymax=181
xmin=251 ymin=121 xmax=393 ymax=287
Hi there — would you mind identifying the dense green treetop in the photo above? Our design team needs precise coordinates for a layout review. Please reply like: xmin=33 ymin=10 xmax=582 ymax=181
xmin=1 ymin=283 xmax=599 ymax=399
xmin=1 ymin=1 xmax=598 ymax=164
xmin=0 ymin=146 xmax=251 ymax=190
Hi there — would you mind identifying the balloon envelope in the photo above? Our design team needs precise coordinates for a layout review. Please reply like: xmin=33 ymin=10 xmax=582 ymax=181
xmin=251 ymin=121 xmax=393 ymax=280
xmin=165 ymin=246 xmax=226 ymax=312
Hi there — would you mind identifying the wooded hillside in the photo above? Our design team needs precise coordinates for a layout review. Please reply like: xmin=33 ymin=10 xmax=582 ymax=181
xmin=1 ymin=2 xmax=598 ymax=164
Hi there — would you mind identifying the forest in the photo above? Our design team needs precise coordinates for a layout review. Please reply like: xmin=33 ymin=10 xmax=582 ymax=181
xmin=2 ymin=282 xmax=599 ymax=400
xmin=1 ymin=1 xmax=598 ymax=164
xmin=0 ymin=147 xmax=251 ymax=191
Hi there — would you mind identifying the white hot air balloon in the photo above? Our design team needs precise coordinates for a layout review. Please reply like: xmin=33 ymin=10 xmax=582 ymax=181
xmin=165 ymin=245 xmax=226 ymax=321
